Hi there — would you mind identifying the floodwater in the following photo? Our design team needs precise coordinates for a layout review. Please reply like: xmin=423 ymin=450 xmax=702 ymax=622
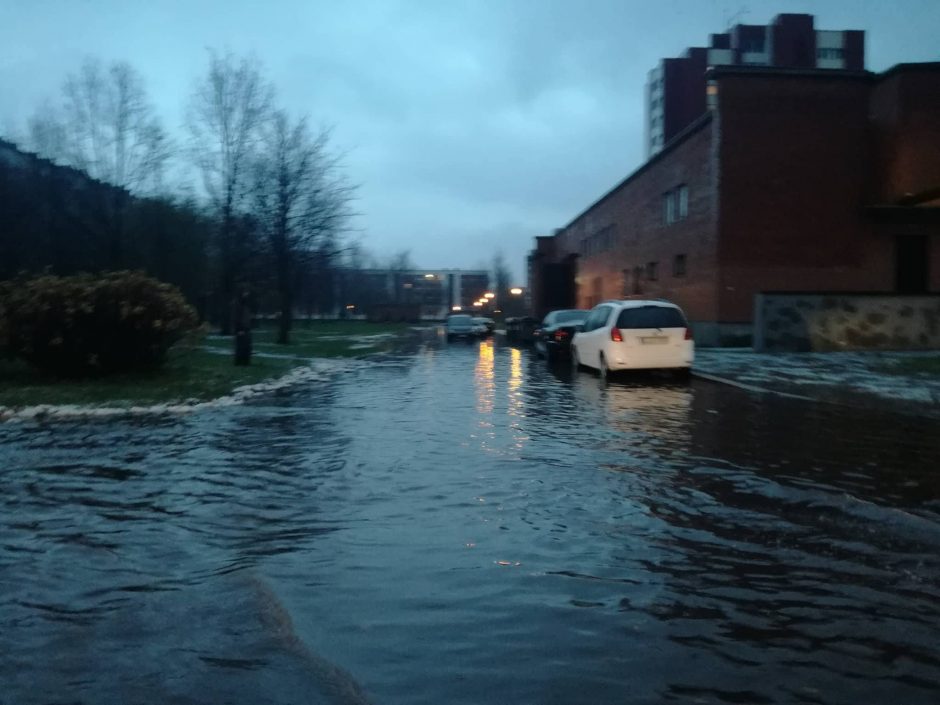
xmin=2 ymin=336 xmax=939 ymax=704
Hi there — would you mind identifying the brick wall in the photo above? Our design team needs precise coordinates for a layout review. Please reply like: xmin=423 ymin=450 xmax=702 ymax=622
xmin=870 ymin=65 xmax=940 ymax=204
xmin=662 ymin=51 xmax=707 ymax=144
xmin=715 ymin=71 xmax=887 ymax=322
xmin=556 ymin=116 xmax=719 ymax=323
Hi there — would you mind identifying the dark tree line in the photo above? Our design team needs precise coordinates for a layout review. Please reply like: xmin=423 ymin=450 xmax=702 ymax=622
xmin=0 ymin=140 xmax=211 ymax=314
xmin=1 ymin=51 xmax=355 ymax=344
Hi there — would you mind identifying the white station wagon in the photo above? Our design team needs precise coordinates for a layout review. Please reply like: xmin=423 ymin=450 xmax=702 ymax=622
xmin=571 ymin=300 xmax=694 ymax=378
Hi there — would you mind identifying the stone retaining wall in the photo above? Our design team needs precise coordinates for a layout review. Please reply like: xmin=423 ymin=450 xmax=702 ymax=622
xmin=754 ymin=293 xmax=940 ymax=352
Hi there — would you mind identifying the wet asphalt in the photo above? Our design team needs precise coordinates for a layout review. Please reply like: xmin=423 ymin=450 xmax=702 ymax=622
xmin=1 ymin=335 xmax=938 ymax=704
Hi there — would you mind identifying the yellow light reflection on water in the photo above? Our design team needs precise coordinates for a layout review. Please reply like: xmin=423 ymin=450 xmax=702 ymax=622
xmin=509 ymin=347 xmax=522 ymax=392
xmin=507 ymin=346 xmax=528 ymax=449
xmin=474 ymin=339 xmax=494 ymax=416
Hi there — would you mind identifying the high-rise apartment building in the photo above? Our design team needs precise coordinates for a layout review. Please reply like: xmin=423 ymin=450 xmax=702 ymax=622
xmin=646 ymin=13 xmax=865 ymax=156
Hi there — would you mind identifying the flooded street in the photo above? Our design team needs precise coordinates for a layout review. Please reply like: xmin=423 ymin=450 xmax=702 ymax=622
xmin=2 ymin=337 xmax=939 ymax=704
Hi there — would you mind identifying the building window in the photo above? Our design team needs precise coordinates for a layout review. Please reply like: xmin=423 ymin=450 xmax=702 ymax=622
xmin=581 ymin=224 xmax=617 ymax=258
xmin=663 ymin=192 xmax=675 ymax=224
xmin=817 ymin=48 xmax=845 ymax=60
xmin=742 ymin=38 xmax=765 ymax=53
xmin=706 ymin=81 xmax=718 ymax=109
xmin=673 ymin=254 xmax=687 ymax=277
xmin=663 ymin=185 xmax=689 ymax=225
xmin=646 ymin=261 xmax=658 ymax=281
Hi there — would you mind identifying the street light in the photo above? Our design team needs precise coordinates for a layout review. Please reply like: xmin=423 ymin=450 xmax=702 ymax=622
xmin=484 ymin=292 xmax=495 ymax=300
xmin=509 ymin=287 xmax=523 ymax=296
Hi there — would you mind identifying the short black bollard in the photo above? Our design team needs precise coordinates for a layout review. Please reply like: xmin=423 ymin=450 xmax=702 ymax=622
xmin=234 ymin=291 xmax=252 ymax=366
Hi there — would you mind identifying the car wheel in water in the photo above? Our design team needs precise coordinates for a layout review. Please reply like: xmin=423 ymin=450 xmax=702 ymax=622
xmin=599 ymin=353 xmax=609 ymax=381
xmin=571 ymin=346 xmax=580 ymax=370
xmin=674 ymin=367 xmax=692 ymax=382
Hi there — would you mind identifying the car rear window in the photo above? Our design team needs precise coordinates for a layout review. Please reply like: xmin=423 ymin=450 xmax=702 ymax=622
xmin=555 ymin=310 xmax=588 ymax=324
xmin=449 ymin=315 xmax=473 ymax=324
xmin=616 ymin=306 xmax=686 ymax=329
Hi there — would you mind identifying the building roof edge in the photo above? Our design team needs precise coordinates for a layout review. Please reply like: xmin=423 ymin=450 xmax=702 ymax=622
xmin=707 ymin=65 xmax=873 ymax=81
xmin=876 ymin=61 xmax=940 ymax=81
xmin=558 ymin=112 xmax=713 ymax=232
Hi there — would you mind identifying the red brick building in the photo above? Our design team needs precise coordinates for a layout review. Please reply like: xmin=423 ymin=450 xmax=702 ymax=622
xmin=529 ymin=62 xmax=940 ymax=345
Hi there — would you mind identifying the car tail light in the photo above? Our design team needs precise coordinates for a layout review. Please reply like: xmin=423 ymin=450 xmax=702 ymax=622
xmin=610 ymin=327 xmax=623 ymax=342
xmin=554 ymin=330 xmax=569 ymax=341
xmin=684 ymin=327 xmax=693 ymax=341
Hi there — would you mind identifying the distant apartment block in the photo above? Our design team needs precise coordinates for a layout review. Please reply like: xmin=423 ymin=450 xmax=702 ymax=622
xmin=646 ymin=13 xmax=865 ymax=156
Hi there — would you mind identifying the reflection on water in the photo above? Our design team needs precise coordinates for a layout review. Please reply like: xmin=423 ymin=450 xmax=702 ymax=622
xmin=1 ymin=340 xmax=939 ymax=704
xmin=474 ymin=338 xmax=494 ymax=416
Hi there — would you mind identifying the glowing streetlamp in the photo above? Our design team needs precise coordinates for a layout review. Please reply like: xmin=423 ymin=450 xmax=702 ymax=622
xmin=509 ymin=287 xmax=523 ymax=295
xmin=484 ymin=292 xmax=495 ymax=300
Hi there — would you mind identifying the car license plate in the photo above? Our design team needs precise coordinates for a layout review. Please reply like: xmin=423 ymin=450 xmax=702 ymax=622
xmin=640 ymin=336 xmax=668 ymax=344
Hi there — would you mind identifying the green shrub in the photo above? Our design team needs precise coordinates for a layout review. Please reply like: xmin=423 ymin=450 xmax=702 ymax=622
xmin=1 ymin=271 xmax=198 ymax=376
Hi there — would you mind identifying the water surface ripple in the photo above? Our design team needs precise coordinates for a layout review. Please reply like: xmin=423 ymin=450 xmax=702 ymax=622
xmin=1 ymin=339 xmax=938 ymax=704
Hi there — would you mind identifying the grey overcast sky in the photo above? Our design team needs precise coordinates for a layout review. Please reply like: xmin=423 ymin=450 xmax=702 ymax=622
xmin=1 ymin=0 xmax=938 ymax=281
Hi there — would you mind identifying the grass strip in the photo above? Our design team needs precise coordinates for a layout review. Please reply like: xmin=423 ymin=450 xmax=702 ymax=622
xmin=0 ymin=322 xmax=416 ymax=409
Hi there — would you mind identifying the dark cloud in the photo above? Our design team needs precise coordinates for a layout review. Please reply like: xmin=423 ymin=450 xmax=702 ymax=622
xmin=2 ymin=0 xmax=938 ymax=279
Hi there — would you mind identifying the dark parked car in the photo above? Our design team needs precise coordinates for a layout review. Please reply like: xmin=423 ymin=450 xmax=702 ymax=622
xmin=534 ymin=309 xmax=589 ymax=361
xmin=472 ymin=317 xmax=496 ymax=336
xmin=446 ymin=314 xmax=477 ymax=341
xmin=505 ymin=316 xmax=539 ymax=343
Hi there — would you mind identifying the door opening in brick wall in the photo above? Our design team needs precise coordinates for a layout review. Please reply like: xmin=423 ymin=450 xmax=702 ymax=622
xmin=895 ymin=235 xmax=928 ymax=294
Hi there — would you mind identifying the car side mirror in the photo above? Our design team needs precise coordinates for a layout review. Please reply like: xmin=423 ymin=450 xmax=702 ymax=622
xmin=575 ymin=324 xmax=585 ymax=332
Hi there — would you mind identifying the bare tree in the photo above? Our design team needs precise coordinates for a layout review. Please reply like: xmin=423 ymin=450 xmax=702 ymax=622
xmin=492 ymin=251 xmax=512 ymax=298
xmin=29 ymin=59 xmax=170 ymax=193
xmin=26 ymin=101 xmax=67 ymax=162
xmin=387 ymin=249 xmax=414 ymax=272
xmin=27 ymin=58 xmax=171 ymax=265
xmin=253 ymin=111 xmax=353 ymax=343
xmin=186 ymin=50 xmax=273 ymax=334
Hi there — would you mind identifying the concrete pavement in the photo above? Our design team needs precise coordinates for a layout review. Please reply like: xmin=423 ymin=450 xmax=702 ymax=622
xmin=693 ymin=348 xmax=940 ymax=416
